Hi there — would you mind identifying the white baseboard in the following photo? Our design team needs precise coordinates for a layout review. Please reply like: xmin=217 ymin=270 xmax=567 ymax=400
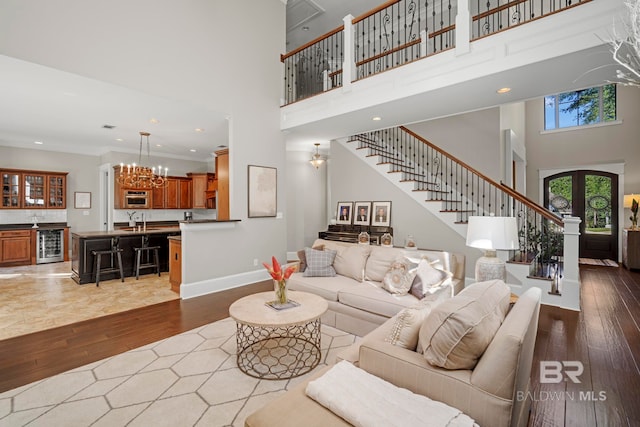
xmin=180 ymin=269 xmax=270 ymax=299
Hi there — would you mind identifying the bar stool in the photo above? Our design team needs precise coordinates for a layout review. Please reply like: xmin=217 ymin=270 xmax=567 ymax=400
xmin=92 ymin=237 xmax=124 ymax=287
xmin=133 ymin=235 xmax=161 ymax=280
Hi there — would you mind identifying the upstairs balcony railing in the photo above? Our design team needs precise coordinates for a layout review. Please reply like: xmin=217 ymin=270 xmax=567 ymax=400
xmin=349 ymin=125 xmax=571 ymax=287
xmin=281 ymin=0 xmax=592 ymax=105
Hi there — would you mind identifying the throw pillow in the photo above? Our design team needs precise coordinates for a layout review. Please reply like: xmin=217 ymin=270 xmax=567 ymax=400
xmin=332 ymin=244 xmax=371 ymax=282
xmin=303 ymin=247 xmax=337 ymax=277
xmin=381 ymin=258 xmax=417 ymax=295
xmin=385 ymin=301 xmax=435 ymax=350
xmin=297 ymin=244 xmax=325 ymax=272
xmin=409 ymin=259 xmax=453 ymax=299
xmin=418 ymin=279 xmax=511 ymax=369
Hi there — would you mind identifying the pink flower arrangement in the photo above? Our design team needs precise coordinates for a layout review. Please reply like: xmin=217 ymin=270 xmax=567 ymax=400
xmin=262 ymin=256 xmax=296 ymax=282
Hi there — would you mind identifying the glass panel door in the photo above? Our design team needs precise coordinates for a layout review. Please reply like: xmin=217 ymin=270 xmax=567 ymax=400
xmin=2 ymin=172 xmax=21 ymax=208
xmin=24 ymin=174 xmax=45 ymax=207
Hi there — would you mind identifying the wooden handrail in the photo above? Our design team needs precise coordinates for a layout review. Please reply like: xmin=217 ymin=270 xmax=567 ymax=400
xmin=429 ymin=24 xmax=456 ymax=39
xmin=281 ymin=25 xmax=344 ymax=62
xmin=473 ymin=0 xmax=528 ymax=22
xmin=355 ymin=38 xmax=421 ymax=67
xmin=328 ymin=69 xmax=343 ymax=78
xmin=399 ymin=126 xmax=562 ymax=226
xmin=352 ymin=0 xmax=403 ymax=25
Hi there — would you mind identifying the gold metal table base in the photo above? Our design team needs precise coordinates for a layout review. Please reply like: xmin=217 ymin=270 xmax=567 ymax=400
xmin=235 ymin=319 xmax=322 ymax=380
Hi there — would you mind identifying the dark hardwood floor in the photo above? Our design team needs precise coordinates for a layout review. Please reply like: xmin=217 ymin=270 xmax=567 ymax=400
xmin=1 ymin=267 xmax=639 ymax=426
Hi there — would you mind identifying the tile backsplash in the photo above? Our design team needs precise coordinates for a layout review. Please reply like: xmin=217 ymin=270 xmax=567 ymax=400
xmin=0 ymin=209 xmax=68 ymax=225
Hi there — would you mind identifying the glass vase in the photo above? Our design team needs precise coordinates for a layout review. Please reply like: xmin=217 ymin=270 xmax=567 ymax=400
xmin=274 ymin=279 xmax=288 ymax=304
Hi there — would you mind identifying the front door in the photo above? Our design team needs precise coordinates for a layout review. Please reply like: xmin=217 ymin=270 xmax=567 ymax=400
xmin=544 ymin=170 xmax=618 ymax=260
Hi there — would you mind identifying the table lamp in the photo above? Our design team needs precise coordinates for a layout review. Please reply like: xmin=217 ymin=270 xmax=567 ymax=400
xmin=466 ymin=215 xmax=519 ymax=282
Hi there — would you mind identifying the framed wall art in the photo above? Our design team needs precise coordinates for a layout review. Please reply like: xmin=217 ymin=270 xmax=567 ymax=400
xmin=248 ymin=165 xmax=277 ymax=218
xmin=74 ymin=191 xmax=91 ymax=209
xmin=353 ymin=201 xmax=371 ymax=226
xmin=371 ymin=201 xmax=392 ymax=226
xmin=336 ymin=201 xmax=353 ymax=225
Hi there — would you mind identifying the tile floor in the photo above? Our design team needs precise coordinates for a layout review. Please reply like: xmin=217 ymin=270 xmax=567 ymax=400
xmin=0 ymin=318 xmax=359 ymax=426
xmin=0 ymin=261 xmax=179 ymax=340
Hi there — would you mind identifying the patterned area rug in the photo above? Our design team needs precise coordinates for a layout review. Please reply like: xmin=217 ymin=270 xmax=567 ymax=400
xmin=579 ymin=258 xmax=619 ymax=267
xmin=0 ymin=318 xmax=358 ymax=427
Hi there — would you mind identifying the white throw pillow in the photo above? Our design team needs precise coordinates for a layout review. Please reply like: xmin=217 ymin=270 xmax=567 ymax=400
xmin=418 ymin=279 xmax=510 ymax=369
xmin=385 ymin=301 xmax=436 ymax=350
xmin=409 ymin=259 xmax=453 ymax=299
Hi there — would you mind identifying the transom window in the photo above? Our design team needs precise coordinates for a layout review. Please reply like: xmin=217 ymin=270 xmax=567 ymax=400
xmin=544 ymin=84 xmax=616 ymax=130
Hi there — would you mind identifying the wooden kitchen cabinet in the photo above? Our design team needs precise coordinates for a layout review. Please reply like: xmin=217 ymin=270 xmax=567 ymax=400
xmin=214 ymin=148 xmax=229 ymax=220
xmin=188 ymin=172 xmax=215 ymax=209
xmin=623 ymin=229 xmax=640 ymax=270
xmin=169 ymin=236 xmax=181 ymax=293
xmin=0 ymin=230 xmax=31 ymax=266
xmin=1 ymin=169 xmax=67 ymax=209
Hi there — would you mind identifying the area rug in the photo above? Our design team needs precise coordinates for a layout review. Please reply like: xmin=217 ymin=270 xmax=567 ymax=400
xmin=0 ymin=318 xmax=358 ymax=427
xmin=579 ymin=258 xmax=619 ymax=267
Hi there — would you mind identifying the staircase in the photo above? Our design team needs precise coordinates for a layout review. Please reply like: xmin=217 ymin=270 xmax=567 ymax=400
xmin=343 ymin=126 xmax=582 ymax=310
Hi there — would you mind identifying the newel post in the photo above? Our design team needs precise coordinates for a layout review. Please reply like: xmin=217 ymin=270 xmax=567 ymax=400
xmin=342 ymin=14 xmax=355 ymax=91
xmin=455 ymin=0 xmax=471 ymax=55
xmin=562 ymin=216 xmax=581 ymax=311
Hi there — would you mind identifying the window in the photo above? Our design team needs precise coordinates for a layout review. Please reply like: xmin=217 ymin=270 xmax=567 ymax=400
xmin=544 ymin=84 xmax=616 ymax=130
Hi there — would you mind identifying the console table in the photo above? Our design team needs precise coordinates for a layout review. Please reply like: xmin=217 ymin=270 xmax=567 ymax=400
xmin=622 ymin=229 xmax=640 ymax=270
xmin=319 ymin=224 xmax=393 ymax=245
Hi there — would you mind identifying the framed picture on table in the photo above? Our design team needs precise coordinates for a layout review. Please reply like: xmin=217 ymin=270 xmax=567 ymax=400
xmin=336 ymin=202 xmax=353 ymax=225
xmin=353 ymin=201 xmax=371 ymax=226
xmin=371 ymin=201 xmax=391 ymax=226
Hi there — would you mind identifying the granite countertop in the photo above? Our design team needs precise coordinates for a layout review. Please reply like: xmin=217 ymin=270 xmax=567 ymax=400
xmin=72 ymin=227 xmax=181 ymax=238
xmin=178 ymin=219 xmax=241 ymax=224
xmin=0 ymin=222 xmax=68 ymax=231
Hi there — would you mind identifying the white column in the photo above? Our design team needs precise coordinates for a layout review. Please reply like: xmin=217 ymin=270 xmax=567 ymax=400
xmin=342 ymin=14 xmax=355 ymax=92
xmin=455 ymin=0 xmax=471 ymax=55
xmin=561 ymin=216 xmax=581 ymax=311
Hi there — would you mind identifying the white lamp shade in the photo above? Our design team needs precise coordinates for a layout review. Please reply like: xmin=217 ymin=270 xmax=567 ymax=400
xmin=466 ymin=216 xmax=519 ymax=250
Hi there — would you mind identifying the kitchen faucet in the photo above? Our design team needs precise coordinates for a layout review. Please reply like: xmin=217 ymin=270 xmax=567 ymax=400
xmin=142 ymin=213 xmax=146 ymax=231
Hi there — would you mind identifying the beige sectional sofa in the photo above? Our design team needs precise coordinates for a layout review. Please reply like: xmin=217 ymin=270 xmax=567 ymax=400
xmin=245 ymin=285 xmax=542 ymax=427
xmin=288 ymin=238 xmax=466 ymax=336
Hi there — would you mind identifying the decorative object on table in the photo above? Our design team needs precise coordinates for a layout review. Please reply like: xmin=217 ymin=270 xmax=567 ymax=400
xmin=466 ymin=215 xmax=519 ymax=282
xmin=117 ymin=132 xmax=168 ymax=189
xmin=625 ymin=194 xmax=639 ymax=229
xmin=74 ymin=191 xmax=91 ymax=209
xmin=126 ymin=211 xmax=137 ymax=227
xmin=371 ymin=201 xmax=391 ymax=226
xmin=381 ymin=232 xmax=393 ymax=247
xmin=262 ymin=256 xmax=296 ymax=304
xmin=248 ymin=165 xmax=277 ymax=218
xmin=358 ymin=231 xmax=370 ymax=245
xmin=404 ymin=234 xmax=417 ymax=250
xmin=336 ymin=201 xmax=353 ymax=225
xmin=353 ymin=201 xmax=372 ymax=225
xmin=309 ymin=143 xmax=325 ymax=169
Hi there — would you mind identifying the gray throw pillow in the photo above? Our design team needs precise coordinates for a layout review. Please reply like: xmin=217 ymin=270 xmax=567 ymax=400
xmin=297 ymin=244 xmax=325 ymax=272
xmin=303 ymin=247 xmax=337 ymax=277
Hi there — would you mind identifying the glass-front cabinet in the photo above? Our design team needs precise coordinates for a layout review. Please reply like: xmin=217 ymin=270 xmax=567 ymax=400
xmin=2 ymin=171 xmax=21 ymax=208
xmin=0 ymin=169 xmax=67 ymax=209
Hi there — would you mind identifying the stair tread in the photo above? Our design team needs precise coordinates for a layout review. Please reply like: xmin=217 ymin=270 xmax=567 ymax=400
xmin=440 ymin=209 xmax=474 ymax=213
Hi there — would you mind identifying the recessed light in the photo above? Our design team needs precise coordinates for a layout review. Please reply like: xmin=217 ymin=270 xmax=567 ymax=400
xmin=497 ymin=87 xmax=511 ymax=94
xmin=156 ymin=144 xmax=162 ymax=147
xmin=372 ymin=116 xmax=382 ymax=121
xmin=195 ymin=128 xmax=204 ymax=132
xmin=34 ymin=141 xmax=43 ymax=145
xmin=115 ymin=138 xmax=123 ymax=142
xmin=149 ymin=118 xmax=159 ymax=124
xmin=190 ymin=149 xmax=197 ymax=152
xmin=302 ymin=26 xmax=310 ymax=31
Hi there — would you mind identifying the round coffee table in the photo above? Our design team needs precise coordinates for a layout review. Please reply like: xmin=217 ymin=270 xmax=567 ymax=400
xmin=229 ymin=290 xmax=328 ymax=380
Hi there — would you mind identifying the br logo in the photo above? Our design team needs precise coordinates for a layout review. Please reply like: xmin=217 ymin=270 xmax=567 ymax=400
xmin=540 ymin=361 xmax=583 ymax=384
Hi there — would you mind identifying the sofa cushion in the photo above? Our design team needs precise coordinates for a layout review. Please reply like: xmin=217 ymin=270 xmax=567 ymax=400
xmin=418 ymin=279 xmax=510 ymax=370
xmin=333 ymin=244 xmax=371 ymax=282
xmin=365 ymin=246 xmax=404 ymax=282
xmin=385 ymin=301 xmax=437 ymax=350
xmin=288 ymin=273 xmax=361 ymax=302
xmin=409 ymin=259 xmax=453 ymax=299
xmin=303 ymin=248 xmax=338 ymax=277
xmin=338 ymin=282 xmax=419 ymax=318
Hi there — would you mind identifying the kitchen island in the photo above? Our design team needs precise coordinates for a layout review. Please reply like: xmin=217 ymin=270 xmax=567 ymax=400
xmin=71 ymin=227 xmax=180 ymax=285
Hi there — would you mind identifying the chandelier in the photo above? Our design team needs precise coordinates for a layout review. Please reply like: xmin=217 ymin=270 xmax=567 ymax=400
xmin=309 ymin=143 xmax=325 ymax=169
xmin=118 ymin=131 xmax=168 ymax=189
